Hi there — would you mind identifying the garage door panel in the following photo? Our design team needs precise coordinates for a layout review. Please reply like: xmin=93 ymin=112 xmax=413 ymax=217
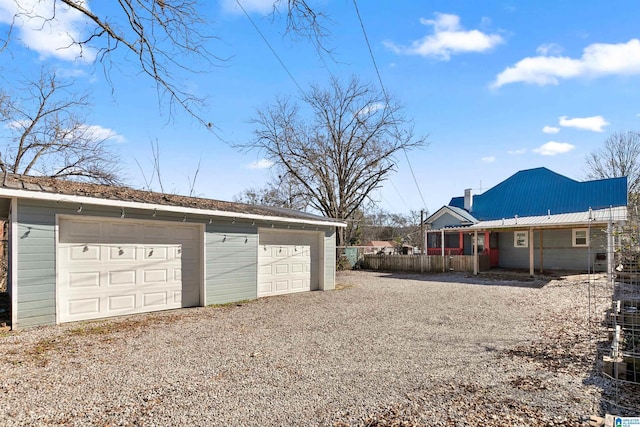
xmin=258 ymin=242 xmax=311 ymax=297
xmin=68 ymin=271 xmax=100 ymax=288
xmin=60 ymin=243 xmax=181 ymax=323
xmin=143 ymin=269 xmax=168 ymax=283
xmin=108 ymin=294 xmax=136 ymax=311
xmin=258 ymin=282 xmax=273 ymax=294
xmin=68 ymin=298 xmax=100 ymax=316
xmin=275 ymin=280 xmax=289 ymax=291
xmin=108 ymin=270 xmax=136 ymax=286
xmin=172 ymin=290 xmax=182 ymax=304
xmin=143 ymin=292 xmax=168 ymax=307
xmin=109 ymin=223 xmax=137 ymax=240
xmin=67 ymin=244 xmax=101 ymax=261
xmin=290 ymin=279 xmax=304 ymax=289
xmin=65 ymin=221 xmax=101 ymax=240
xmin=108 ymin=246 xmax=137 ymax=260
xmin=58 ymin=218 xmax=203 ymax=323
xmin=143 ymin=225 xmax=169 ymax=240
xmin=275 ymin=263 xmax=288 ymax=274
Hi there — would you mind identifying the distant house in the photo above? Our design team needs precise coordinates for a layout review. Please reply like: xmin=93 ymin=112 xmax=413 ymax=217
xmin=424 ymin=167 xmax=627 ymax=274
xmin=364 ymin=240 xmax=396 ymax=255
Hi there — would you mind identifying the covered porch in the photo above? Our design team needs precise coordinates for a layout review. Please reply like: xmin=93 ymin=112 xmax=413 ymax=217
xmin=426 ymin=229 xmax=499 ymax=267
xmin=430 ymin=207 xmax=626 ymax=277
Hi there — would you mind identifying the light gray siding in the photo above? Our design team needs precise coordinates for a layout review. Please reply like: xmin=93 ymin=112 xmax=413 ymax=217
xmin=14 ymin=198 xmax=339 ymax=327
xmin=16 ymin=200 xmax=57 ymax=328
xmin=323 ymin=229 xmax=336 ymax=290
xmin=205 ymin=222 xmax=258 ymax=304
xmin=431 ymin=212 xmax=465 ymax=230
xmin=498 ymin=228 xmax=608 ymax=272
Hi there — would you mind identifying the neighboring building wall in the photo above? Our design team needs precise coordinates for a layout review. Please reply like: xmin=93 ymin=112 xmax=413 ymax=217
xmin=430 ymin=212 xmax=465 ymax=230
xmin=498 ymin=228 xmax=608 ymax=271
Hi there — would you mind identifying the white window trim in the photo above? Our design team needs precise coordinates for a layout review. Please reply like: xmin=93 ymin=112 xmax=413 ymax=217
xmin=572 ymin=228 xmax=589 ymax=247
xmin=514 ymin=231 xmax=528 ymax=248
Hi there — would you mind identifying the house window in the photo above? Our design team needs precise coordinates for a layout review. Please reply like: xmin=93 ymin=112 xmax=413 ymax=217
xmin=572 ymin=229 xmax=589 ymax=247
xmin=514 ymin=231 xmax=528 ymax=248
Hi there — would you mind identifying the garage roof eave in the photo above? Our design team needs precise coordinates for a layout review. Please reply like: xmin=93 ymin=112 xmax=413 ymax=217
xmin=0 ymin=187 xmax=347 ymax=228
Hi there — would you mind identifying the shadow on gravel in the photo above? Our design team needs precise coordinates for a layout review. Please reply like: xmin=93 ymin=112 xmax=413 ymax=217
xmin=370 ymin=270 xmax=552 ymax=289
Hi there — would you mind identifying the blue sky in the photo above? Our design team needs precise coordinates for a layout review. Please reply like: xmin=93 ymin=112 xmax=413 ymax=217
xmin=1 ymin=1 xmax=640 ymax=217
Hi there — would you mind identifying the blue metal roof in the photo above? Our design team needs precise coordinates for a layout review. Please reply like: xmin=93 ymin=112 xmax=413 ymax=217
xmin=449 ymin=167 xmax=627 ymax=221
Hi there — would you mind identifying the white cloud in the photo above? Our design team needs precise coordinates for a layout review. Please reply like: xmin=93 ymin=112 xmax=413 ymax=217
xmin=384 ymin=12 xmax=503 ymax=60
xmin=0 ymin=0 xmax=96 ymax=62
xmin=492 ymin=39 xmax=640 ymax=88
xmin=508 ymin=148 xmax=527 ymax=155
xmin=247 ymin=158 xmax=274 ymax=169
xmin=80 ymin=125 xmax=126 ymax=143
xmin=220 ymin=0 xmax=274 ymax=14
xmin=357 ymin=102 xmax=385 ymax=116
xmin=532 ymin=141 xmax=575 ymax=156
xmin=5 ymin=119 xmax=28 ymax=130
xmin=536 ymin=43 xmax=563 ymax=56
xmin=542 ymin=125 xmax=560 ymax=134
xmin=559 ymin=115 xmax=609 ymax=132
xmin=481 ymin=156 xmax=495 ymax=163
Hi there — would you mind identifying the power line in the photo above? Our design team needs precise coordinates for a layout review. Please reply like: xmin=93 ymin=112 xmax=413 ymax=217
xmin=235 ymin=0 xmax=305 ymax=95
xmin=351 ymin=0 xmax=429 ymax=212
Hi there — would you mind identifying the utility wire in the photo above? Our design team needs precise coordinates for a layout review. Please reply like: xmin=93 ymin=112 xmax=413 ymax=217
xmin=236 ymin=0 xmax=305 ymax=95
xmin=351 ymin=0 xmax=429 ymax=213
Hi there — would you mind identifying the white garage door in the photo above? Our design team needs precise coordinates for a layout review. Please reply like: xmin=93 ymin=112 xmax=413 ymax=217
xmin=57 ymin=217 xmax=202 ymax=323
xmin=258 ymin=230 xmax=319 ymax=297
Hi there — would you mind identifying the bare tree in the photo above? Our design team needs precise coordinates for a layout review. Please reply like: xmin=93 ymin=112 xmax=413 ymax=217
xmin=0 ymin=0 xmax=330 ymax=127
xmin=585 ymin=131 xmax=640 ymax=193
xmin=239 ymin=75 xmax=428 ymax=245
xmin=0 ymin=68 xmax=122 ymax=184
xmin=234 ymin=170 xmax=308 ymax=211
xmin=135 ymin=138 xmax=203 ymax=195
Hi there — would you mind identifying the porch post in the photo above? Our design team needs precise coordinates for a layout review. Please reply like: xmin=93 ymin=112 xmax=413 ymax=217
xmin=441 ymin=229 xmax=445 ymax=273
xmin=539 ymin=229 xmax=544 ymax=273
xmin=459 ymin=231 xmax=463 ymax=254
xmin=529 ymin=227 xmax=534 ymax=277
xmin=473 ymin=230 xmax=478 ymax=275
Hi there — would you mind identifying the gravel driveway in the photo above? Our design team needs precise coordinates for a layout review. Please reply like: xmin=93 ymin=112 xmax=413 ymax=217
xmin=1 ymin=270 xmax=638 ymax=426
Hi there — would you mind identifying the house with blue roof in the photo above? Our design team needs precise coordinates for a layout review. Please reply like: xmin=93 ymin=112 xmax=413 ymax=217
xmin=424 ymin=167 xmax=628 ymax=274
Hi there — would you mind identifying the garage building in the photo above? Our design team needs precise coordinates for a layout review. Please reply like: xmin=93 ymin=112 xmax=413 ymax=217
xmin=0 ymin=174 xmax=344 ymax=329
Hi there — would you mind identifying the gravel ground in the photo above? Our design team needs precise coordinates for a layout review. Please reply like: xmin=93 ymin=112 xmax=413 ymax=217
xmin=0 ymin=270 xmax=638 ymax=426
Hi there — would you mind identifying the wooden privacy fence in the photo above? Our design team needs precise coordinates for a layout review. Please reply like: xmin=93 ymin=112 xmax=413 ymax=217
xmin=362 ymin=254 xmax=490 ymax=273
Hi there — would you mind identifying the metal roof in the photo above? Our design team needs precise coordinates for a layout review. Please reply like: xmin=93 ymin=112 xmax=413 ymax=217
xmin=467 ymin=206 xmax=627 ymax=230
xmin=451 ymin=167 xmax=627 ymax=221
xmin=424 ymin=205 xmax=478 ymax=225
